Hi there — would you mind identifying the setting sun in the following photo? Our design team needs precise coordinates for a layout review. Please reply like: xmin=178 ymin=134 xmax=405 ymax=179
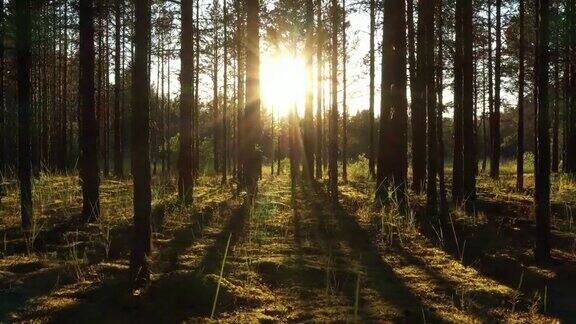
xmin=260 ymin=54 xmax=307 ymax=118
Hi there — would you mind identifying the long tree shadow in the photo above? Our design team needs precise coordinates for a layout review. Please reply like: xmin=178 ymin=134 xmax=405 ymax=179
xmin=303 ymin=183 xmax=441 ymax=322
xmin=15 ymin=198 xmax=251 ymax=323
xmin=414 ymin=198 xmax=576 ymax=322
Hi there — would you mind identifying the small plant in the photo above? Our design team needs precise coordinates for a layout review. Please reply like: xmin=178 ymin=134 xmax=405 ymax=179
xmin=211 ymin=232 xmax=232 ymax=319
xmin=65 ymin=230 xmax=87 ymax=282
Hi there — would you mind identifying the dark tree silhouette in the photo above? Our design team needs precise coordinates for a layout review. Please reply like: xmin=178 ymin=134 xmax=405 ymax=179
xmin=179 ymin=0 xmax=194 ymax=202
xmin=114 ymin=0 xmax=123 ymax=178
xmin=329 ymin=0 xmax=339 ymax=199
xmin=452 ymin=0 xmax=463 ymax=202
xmin=462 ymin=0 xmax=476 ymax=211
xmin=534 ymin=0 xmax=551 ymax=263
xmin=491 ymin=0 xmax=501 ymax=179
xmin=304 ymin=0 xmax=315 ymax=179
xmin=424 ymin=0 xmax=438 ymax=211
xmin=517 ymin=0 xmax=525 ymax=190
xmin=315 ymin=0 xmax=323 ymax=180
xmin=412 ymin=0 xmax=427 ymax=193
xmin=79 ymin=0 xmax=100 ymax=223
xmin=130 ymin=0 xmax=152 ymax=285
xmin=16 ymin=0 xmax=33 ymax=230
xmin=377 ymin=0 xmax=407 ymax=204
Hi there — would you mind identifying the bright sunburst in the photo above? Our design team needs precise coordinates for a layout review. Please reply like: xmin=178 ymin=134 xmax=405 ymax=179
xmin=260 ymin=53 xmax=307 ymax=118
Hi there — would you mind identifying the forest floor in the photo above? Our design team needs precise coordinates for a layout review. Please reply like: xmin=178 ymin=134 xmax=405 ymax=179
xmin=0 ymin=165 xmax=575 ymax=323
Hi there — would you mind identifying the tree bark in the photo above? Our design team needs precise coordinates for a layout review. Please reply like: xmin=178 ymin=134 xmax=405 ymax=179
xmin=304 ymin=0 xmax=315 ymax=179
xmin=131 ymin=0 xmax=152 ymax=285
xmin=412 ymin=0 xmax=427 ymax=193
xmin=368 ymin=0 xmax=375 ymax=178
xmin=452 ymin=0 xmax=463 ymax=202
xmin=424 ymin=0 xmax=437 ymax=212
xmin=329 ymin=0 xmax=339 ymax=200
xmin=179 ymin=0 xmax=194 ymax=202
xmin=16 ymin=0 xmax=33 ymax=230
xmin=377 ymin=0 xmax=407 ymax=204
xmin=79 ymin=0 xmax=100 ymax=222
xmin=316 ymin=0 xmax=324 ymax=179
xmin=491 ymin=0 xmax=501 ymax=179
xmin=517 ymin=0 xmax=525 ymax=189
xmin=534 ymin=0 xmax=551 ymax=263
xmin=462 ymin=0 xmax=476 ymax=211
xmin=243 ymin=0 xmax=261 ymax=197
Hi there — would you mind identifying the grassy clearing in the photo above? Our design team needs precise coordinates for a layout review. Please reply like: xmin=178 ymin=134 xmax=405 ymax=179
xmin=0 ymin=165 xmax=574 ymax=322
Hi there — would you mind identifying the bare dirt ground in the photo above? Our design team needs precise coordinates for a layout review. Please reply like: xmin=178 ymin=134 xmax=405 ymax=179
xmin=0 ymin=171 xmax=573 ymax=323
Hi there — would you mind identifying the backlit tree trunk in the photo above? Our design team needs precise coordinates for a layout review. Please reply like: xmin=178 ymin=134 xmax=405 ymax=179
xmin=377 ymin=0 xmax=407 ymax=204
xmin=131 ymin=0 xmax=152 ymax=285
xmin=243 ymin=0 xmax=261 ymax=197
xmin=179 ymin=0 xmax=194 ymax=202
xmin=79 ymin=0 xmax=100 ymax=222
xmin=534 ymin=0 xmax=551 ymax=263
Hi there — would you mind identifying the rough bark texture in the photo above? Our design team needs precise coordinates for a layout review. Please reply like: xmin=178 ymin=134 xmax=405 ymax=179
xmin=377 ymin=0 xmax=407 ymax=204
xmin=179 ymin=0 xmax=194 ymax=202
xmin=243 ymin=0 xmax=261 ymax=197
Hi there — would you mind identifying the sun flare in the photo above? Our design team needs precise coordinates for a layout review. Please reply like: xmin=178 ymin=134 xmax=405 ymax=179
xmin=260 ymin=54 xmax=308 ymax=118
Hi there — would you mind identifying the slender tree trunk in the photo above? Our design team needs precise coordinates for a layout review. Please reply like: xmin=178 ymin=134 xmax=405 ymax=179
xmin=341 ymin=0 xmax=348 ymax=183
xmin=79 ymin=0 xmax=100 ymax=222
xmin=329 ymin=0 xmax=339 ymax=200
xmin=487 ymin=0 xmax=493 ymax=176
xmin=368 ymin=0 xmax=375 ymax=178
xmin=304 ymin=0 xmax=315 ymax=179
xmin=425 ymin=0 xmax=437 ymax=212
xmin=566 ymin=0 xmax=576 ymax=174
xmin=517 ymin=0 xmax=525 ymax=190
xmin=243 ymin=0 xmax=261 ymax=197
xmin=235 ymin=0 xmax=245 ymax=182
xmin=534 ymin=0 xmax=551 ymax=263
xmin=377 ymin=0 xmax=407 ymax=204
xmin=222 ymin=0 xmax=228 ymax=182
xmin=436 ymin=0 xmax=448 ymax=216
xmin=413 ymin=0 xmax=427 ymax=193
xmin=491 ymin=0 xmax=501 ymax=179
xmin=131 ymin=0 xmax=152 ymax=285
xmin=316 ymin=0 xmax=324 ymax=179
xmin=0 ymin=0 xmax=5 ymax=199
xmin=194 ymin=0 xmax=201 ymax=178
xmin=114 ymin=0 xmax=123 ymax=177
xmin=213 ymin=1 xmax=221 ymax=174
xmin=462 ymin=0 xmax=476 ymax=211
xmin=552 ymin=43 xmax=560 ymax=173
xmin=16 ymin=0 xmax=33 ymax=230
xmin=452 ymin=0 xmax=464 ymax=202
xmin=179 ymin=0 xmax=194 ymax=202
